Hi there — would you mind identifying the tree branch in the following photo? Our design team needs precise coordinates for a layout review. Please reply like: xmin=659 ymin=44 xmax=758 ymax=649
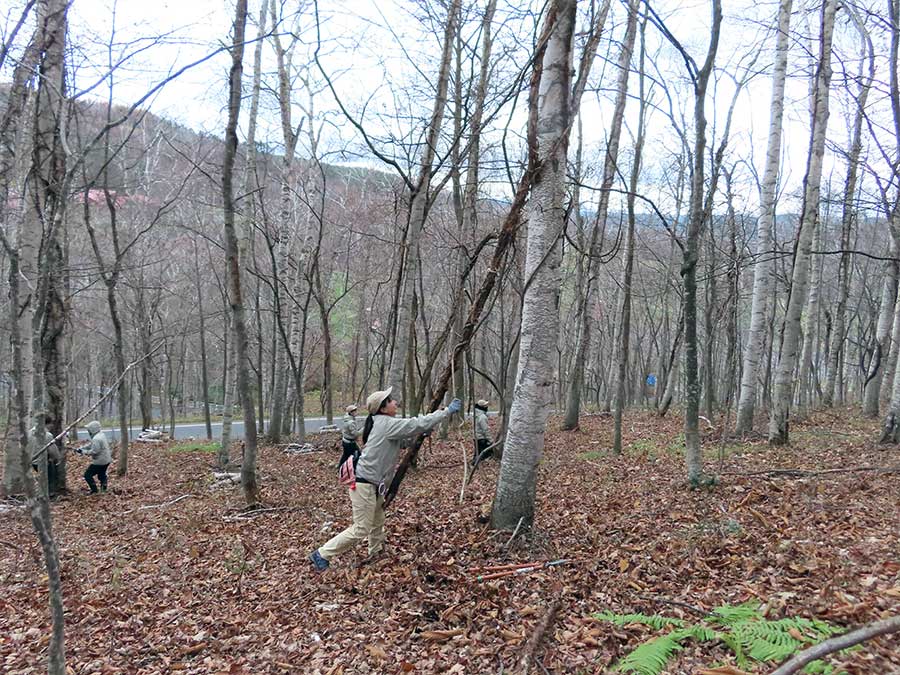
xmin=769 ymin=615 xmax=900 ymax=675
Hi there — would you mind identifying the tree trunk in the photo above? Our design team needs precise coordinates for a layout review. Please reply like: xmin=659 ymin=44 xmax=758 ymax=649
xmin=387 ymin=0 xmax=460 ymax=399
xmin=798 ymin=216 xmax=824 ymax=409
xmin=491 ymin=0 xmax=576 ymax=531
xmin=613 ymin=3 xmax=644 ymax=454
xmin=22 ymin=0 xmax=71 ymax=669
xmin=0 ymin=23 xmax=42 ymax=496
xmin=873 ymin=228 xmax=900 ymax=417
xmin=769 ymin=0 xmax=836 ymax=445
xmin=193 ymin=241 xmax=213 ymax=439
xmin=562 ymin=0 xmax=626 ymax=432
xmin=735 ymin=0 xmax=792 ymax=435
xmin=681 ymin=0 xmax=722 ymax=485
xmin=222 ymin=0 xmax=259 ymax=504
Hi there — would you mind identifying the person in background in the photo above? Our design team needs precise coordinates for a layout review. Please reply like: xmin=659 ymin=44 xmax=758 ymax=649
xmin=339 ymin=404 xmax=362 ymax=469
xmin=473 ymin=399 xmax=493 ymax=464
xmin=309 ymin=386 xmax=461 ymax=572
xmin=77 ymin=420 xmax=112 ymax=494
xmin=30 ymin=413 xmax=61 ymax=495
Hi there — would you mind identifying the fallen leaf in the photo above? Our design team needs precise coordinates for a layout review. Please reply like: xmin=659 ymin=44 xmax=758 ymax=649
xmin=420 ymin=629 xmax=464 ymax=643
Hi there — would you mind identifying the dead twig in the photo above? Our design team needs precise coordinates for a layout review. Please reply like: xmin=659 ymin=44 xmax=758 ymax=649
xmin=635 ymin=593 xmax=708 ymax=618
xmin=223 ymin=506 xmax=300 ymax=521
xmin=722 ymin=466 xmax=900 ymax=479
xmin=504 ymin=516 xmax=525 ymax=548
xmin=769 ymin=615 xmax=900 ymax=675
xmin=519 ymin=598 xmax=561 ymax=675
xmin=474 ymin=559 xmax=578 ymax=581
xmin=121 ymin=493 xmax=193 ymax=515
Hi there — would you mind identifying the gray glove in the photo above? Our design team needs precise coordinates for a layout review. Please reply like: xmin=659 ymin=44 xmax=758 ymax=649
xmin=447 ymin=398 xmax=462 ymax=414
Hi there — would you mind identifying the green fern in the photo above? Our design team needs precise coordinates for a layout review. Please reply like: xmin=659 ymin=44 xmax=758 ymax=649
xmin=708 ymin=601 xmax=762 ymax=624
xmin=595 ymin=603 xmax=847 ymax=675
xmin=593 ymin=610 xmax=685 ymax=631
xmin=613 ymin=629 xmax=691 ymax=675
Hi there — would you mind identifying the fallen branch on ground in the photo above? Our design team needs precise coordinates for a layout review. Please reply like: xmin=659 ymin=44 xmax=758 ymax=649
xmin=634 ymin=593 xmax=708 ymax=618
xmin=474 ymin=559 xmax=578 ymax=582
xmin=223 ymin=506 xmax=299 ymax=521
xmin=121 ymin=494 xmax=193 ymax=515
xmin=722 ymin=466 xmax=900 ymax=479
xmin=519 ymin=598 xmax=561 ymax=675
xmin=769 ymin=615 xmax=900 ymax=675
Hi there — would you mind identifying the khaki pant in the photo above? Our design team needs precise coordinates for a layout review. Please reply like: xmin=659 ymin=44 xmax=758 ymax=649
xmin=318 ymin=482 xmax=385 ymax=561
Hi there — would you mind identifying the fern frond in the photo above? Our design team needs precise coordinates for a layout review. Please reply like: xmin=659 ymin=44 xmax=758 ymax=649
xmin=720 ymin=631 xmax=749 ymax=669
xmin=613 ymin=631 xmax=686 ymax=675
xmin=594 ymin=611 xmax=685 ymax=630
xmin=707 ymin=601 xmax=761 ymax=625
xmin=730 ymin=619 xmax=804 ymax=662
xmin=802 ymin=660 xmax=835 ymax=674
xmin=682 ymin=625 xmax=719 ymax=641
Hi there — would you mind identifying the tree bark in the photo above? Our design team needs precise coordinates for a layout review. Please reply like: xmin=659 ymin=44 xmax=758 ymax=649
xmin=735 ymin=0 xmax=792 ymax=435
xmin=221 ymin=0 xmax=268 ymax=464
xmin=491 ymin=0 xmax=576 ymax=530
xmin=612 ymin=1 xmax=644 ymax=454
xmin=561 ymin=0 xmax=626 ymax=432
xmin=387 ymin=0 xmax=460 ymax=400
xmin=679 ymin=0 xmax=721 ymax=485
xmin=769 ymin=0 xmax=836 ymax=445
xmin=222 ymin=0 xmax=259 ymax=504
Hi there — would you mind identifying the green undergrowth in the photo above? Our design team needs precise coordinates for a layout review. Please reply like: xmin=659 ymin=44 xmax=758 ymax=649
xmin=594 ymin=602 xmax=849 ymax=675
xmin=167 ymin=441 xmax=219 ymax=454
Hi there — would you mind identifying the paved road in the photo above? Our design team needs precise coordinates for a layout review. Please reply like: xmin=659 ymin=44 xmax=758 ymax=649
xmin=74 ymin=412 xmax=495 ymax=442
xmin=74 ymin=417 xmax=339 ymax=441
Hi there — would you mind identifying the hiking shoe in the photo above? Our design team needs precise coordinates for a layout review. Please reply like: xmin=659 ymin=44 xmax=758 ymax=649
xmin=309 ymin=550 xmax=329 ymax=573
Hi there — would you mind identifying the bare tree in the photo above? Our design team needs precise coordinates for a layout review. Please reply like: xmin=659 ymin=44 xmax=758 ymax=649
xmin=735 ymin=0 xmax=793 ymax=435
xmin=769 ymin=0 xmax=837 ymax=445
xmin=491 ymin=0 xmax=576 ymax=530
xmin=222 ymin=0 xmax=260 ymax=504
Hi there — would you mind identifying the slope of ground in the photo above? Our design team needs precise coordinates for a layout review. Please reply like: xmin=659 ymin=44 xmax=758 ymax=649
xmin=1 ymin=409 xmax=898 ymax=674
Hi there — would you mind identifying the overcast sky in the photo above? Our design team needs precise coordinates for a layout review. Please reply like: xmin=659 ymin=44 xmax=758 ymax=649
xmin=2 ymin=0 xmax=888 ymax=218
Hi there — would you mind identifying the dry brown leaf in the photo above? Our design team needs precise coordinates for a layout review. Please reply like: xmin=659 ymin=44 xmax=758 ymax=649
xmin=366 ymin=644 xmax=388 ymax=660
xmin=420 ymin=629 xmax=464 ymax=643
xmin=695 ymin=667 xmax=752 ymax=675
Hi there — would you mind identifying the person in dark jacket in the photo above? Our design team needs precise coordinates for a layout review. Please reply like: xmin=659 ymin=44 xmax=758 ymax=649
xmin=30 ymin=413 xmax=61 ymax=495
xmin=339 ymin=404 xmax=362 ymax=469
xmin=473 ymin=399 xmax=493 ymax=464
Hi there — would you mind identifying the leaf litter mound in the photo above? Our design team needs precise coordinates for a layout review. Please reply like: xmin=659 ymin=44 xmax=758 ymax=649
xmin=1 ymin=409 xmax=898 ymax=674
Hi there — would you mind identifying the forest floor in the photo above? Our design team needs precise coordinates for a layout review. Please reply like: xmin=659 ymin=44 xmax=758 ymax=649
xmin=1 ymin=408 xmax=898 ymax=675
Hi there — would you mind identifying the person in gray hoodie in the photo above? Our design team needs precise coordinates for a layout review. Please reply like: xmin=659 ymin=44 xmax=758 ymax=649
xmin=339 ymin=404 xmax=362 ymax=469
xmin=310 ymin=386 xmax=461 ymax=572
xmin=78 ymin=420 xmax=112 ymax=493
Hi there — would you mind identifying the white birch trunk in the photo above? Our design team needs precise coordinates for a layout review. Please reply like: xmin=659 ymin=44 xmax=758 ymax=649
xmin=267 ymin=8 xmax=300 ymax=441
xmin=797 ymin=217 xmax=824 ymax=408
xmin=491 ymin=0 xmax=575 ymax=530
xmin=867 ymin=249 xmax=898 ymax=417
xmin=769 ymin=0 xmax=836 ymax=445
xmin=735 ymin=0 xmax=792 ymax=435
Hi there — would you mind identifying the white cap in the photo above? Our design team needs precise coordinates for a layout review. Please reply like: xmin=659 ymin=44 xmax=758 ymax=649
xmin=365 ymin=387 xmax=393 ymax=415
